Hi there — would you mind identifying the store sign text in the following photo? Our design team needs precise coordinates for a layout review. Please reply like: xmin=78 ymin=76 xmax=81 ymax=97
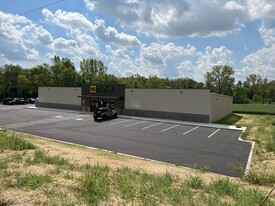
xmin=90 ymin=85 xmax=114 ymax=93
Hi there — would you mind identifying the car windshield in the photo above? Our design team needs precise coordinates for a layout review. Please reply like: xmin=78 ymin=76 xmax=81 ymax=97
xmin=95 ymin=108 xmax=106 ymax=112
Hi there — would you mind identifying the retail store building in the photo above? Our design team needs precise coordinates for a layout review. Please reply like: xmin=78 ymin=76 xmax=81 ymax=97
xmin=38 ymin=84 xmax=232 ymax=123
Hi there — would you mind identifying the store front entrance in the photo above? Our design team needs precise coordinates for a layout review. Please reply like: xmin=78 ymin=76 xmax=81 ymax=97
xmin=90 ymin=98 xmax=115 ymax=112
xmin=80 ymin=84 xmax=126 ymax=114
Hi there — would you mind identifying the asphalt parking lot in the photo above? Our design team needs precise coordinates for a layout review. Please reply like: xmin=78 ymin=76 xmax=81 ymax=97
xmin=0 ymin=105 xmax=253 ymax=177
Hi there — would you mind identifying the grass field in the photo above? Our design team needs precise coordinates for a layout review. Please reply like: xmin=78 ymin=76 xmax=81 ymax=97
xmin=233 ymin=104 xmax=275 ymax=115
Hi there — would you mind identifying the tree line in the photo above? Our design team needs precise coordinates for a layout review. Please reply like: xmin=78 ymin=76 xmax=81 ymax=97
xmin=0 ymin=57 xmax=274 ymax=104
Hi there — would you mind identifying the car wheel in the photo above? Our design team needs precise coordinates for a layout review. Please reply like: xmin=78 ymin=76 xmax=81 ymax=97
xmin=94 ymin=117 xmax=98 ymax=121
xmin=113 ymin=113 xmax=117 ymax=118
xmin=102 ymin=115 xmax=106 ymax=120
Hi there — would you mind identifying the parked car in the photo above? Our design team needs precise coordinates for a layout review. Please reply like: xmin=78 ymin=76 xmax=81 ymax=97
xmin=7 ymin=99 xmax=26 ymax=105
xmin=26 ymin=98 xmax=36 ymax=104
xmin=3 ymin=98 xmax=13 ymax=105
xmin=93 ymin=107 xmax=117 ymax=121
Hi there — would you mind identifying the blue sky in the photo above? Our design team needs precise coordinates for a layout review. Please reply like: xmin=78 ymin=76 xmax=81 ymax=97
xmin=0 ymin=0 xmax=275 ymax=82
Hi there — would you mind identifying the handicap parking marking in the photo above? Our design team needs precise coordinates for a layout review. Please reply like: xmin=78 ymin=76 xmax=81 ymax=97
xmin=161 ymin=124 xmax=180 ymax=132
xmin=182 ymin=126 xmax=199 ymax=135
xmin=208 ymin=128 xmax=220 ymax=138
xmin=125 ymin=121 xmax=147 ymax=127
xmin=142 ymin=122 xmax=163 ymax=130
xmin=109 ymin=119 xmax=132 ymax=125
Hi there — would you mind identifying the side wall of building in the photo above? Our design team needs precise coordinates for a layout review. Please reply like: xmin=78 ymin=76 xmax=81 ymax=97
xmin=38 ymin=87 xmax=82 ymax=110
xmin=210 ymin=93 xmax=232 ymax=122
xmin=124 ymin=89 xmax=211 ymax=122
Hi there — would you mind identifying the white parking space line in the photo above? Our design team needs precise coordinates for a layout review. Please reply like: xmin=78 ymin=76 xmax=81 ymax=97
xmin=125 ymin=121 xmax=147 ymax=127
xmin=142 ymin=122 xmax=162 ymax=130
xmin=183 ymin=126 xmax=199 ymax=135
xmin=109 ymin=119 xmax=132 ymax=125
xmin=161 ymin=124 xmax=179 ymax=132
xmin=208 ymin=128 xmax=220 ymax=138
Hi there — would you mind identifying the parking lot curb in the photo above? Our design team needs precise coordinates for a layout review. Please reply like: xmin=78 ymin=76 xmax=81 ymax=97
xmin=119 ymin=115 xmax=246 ymax=131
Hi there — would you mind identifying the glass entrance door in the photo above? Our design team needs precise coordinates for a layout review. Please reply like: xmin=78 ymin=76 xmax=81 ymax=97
xmin=90 ymin=98 xmax=115 ymax=112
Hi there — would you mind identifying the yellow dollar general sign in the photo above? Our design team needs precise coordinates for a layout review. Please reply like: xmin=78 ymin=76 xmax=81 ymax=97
xmin=90 ymin=85 xmax=96 ymax=93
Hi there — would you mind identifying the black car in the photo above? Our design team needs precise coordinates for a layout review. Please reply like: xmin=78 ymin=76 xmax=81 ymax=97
xmin=3 ymin=98 xmax=13 ymax=105
xmin=93 ymin=107 xmax=117 ymax=121
xmin=7 ymin=99 xmax=26 ymax=105
xmin=26 ymin=98 xmax=36 ymax=104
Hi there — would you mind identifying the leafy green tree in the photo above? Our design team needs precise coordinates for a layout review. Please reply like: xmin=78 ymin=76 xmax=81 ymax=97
xmin=29 ymin=64 xmax=51 ymax=97
xmin=243 ymin=74 xmax=269 ymax=103
xmin=0 ymin=64 xmax=22 ymax=98
xmin=18 ymin=74 xmax=30 ymax=98
xmin=94 ymin=74 xmax=118 ymax=84
xmin=50 ymin=56 xmax=80 ymax=87
xmin=169 ymin=78 xmax=204 ymax=89
xmin=0 ymin=68 xmax=3 ymax=100
xmin=80 ymin=59 xmax=107 ymax=83
xmin=233 ymin=81 xmax=248 ymax=103
xmin=267 ymin=80 xmax=275 ymax=102
xmin=118 ymin=74 xmax=146 ymax=88
xmin=205 ymin=65 xmax=235 ymax=95
xmin=145 ymin=75 xmax=169 ymax=88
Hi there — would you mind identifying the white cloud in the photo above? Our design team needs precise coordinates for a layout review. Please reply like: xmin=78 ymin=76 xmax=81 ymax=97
xmin=42 ymin=9 xmax=94 ymax=32
xmin=94 ymin=19 xmax=141 ymax=47
xmin=41 ymin=9 xmax=102 ymax=63
xmin=247 ymin=0 xmax=275 ymax=46
xmin=247 ymin=0 xmax=275 ymax=20
xmin=85 ymin=0 xmax=249 ymax=38
xmin=178 ymin=46 xmax=234 ymax=81
xmin=106 ymin=43 xmax=234 ymax=80
xmin=241 ymin=45 xmax=275 ymax=80
xmin=140 ymin=43 xmax=184 ymax=66
xmin=259 ymin=24 xmax=275 ymax=46
xmin=0 ymin=11 xmax=50 ymax=61
xmin=108 ymin=48 xmax=139 ymax=76
xmin=52 ymin=38 xmax=79 ymax=52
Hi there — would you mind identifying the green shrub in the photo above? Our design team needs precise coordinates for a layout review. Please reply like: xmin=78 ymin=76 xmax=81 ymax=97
xmin=266 ymin=135 xmax=275 ymax=153
xmin=113 ymin=167 xmax=139 ymax=200
xmin=244 ymin=169 xmax=275 ymax=186
xmin=79 ymin=164 xmax=110 ymax=205
xmin=7 ymin=172 xmax=52 ymax=189
xmin=27 ymin=149 xmax=70 ymax=167
xmin=236 ymin=188 xmax=270 ymax=206
xmin=185 ymin=175 xmax=205 ymax=189
xmin=206 ymin=178 xmax=240 ymax=198
xmin=0 ymin=131 xmax=36 ymax=151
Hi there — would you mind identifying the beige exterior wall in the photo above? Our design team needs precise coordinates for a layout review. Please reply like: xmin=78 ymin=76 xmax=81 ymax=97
xmin=125 ymin=89 xmax=211 ymax=115
xmin=210 ymin=93 xmax=232 ymax=122
xmin=38 ymin=87 xmax=81 ymax=105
